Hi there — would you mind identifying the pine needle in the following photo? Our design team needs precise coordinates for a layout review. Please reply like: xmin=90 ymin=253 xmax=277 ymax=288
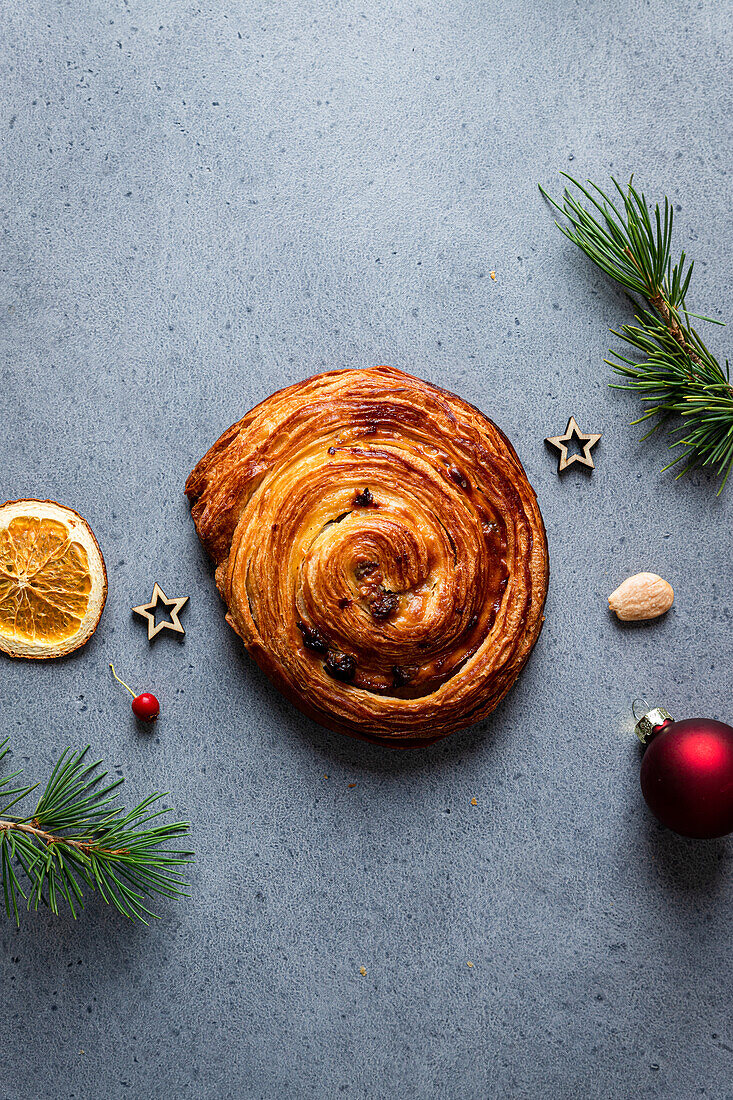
xmin=0 ymin=739 xmax=193 ymax=925
xmin=540 ymin=175 xmax=732 ymax=492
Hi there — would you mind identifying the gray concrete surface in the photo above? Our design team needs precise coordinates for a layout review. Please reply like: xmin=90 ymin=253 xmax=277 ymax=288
xmin=1 ymin=1 xmax=732 ymax=1097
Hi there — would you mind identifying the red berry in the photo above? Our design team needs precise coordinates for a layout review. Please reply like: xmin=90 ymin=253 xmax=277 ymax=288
xmin=110 ymin=664 xmax=160 ymax=722
xmin=131 ymin=693 xmax=160 ymax=722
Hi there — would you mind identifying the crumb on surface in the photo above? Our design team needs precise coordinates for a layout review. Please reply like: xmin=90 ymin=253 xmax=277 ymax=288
xmin=467 ymin=961 xmax=474 ymax=968
xmin=359 ymin=966 xmax=367 ymax=976
xmin=490 ymin=270 xmax=496 ymax=280
xmin=470 ymin=797 xmax=477 ymax=806
xmin=348 ymin=782 xmax=357 ymax=788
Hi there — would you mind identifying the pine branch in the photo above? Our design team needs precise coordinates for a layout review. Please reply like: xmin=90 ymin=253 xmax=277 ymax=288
xmin=0 ymin=739 xmax=193 ymax=925
xmin=540 ymin=174 xmax=732 ymax=492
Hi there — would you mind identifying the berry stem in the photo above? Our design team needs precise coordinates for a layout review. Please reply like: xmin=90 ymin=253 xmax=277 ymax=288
xmin=109 ymin=663 xmax=137 ymax=698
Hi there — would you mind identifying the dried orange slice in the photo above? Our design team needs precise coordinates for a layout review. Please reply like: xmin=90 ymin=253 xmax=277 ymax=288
xmin=0 ymin=499 xmax=107 ymax=659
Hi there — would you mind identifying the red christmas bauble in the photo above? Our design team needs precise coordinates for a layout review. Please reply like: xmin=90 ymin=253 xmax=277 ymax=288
xmin=640 ymin=716 xmax=733 ymax=839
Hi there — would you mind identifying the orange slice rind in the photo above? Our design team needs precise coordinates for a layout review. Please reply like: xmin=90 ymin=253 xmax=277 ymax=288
xmin=0 ymin=499 xmax=107 ymax=659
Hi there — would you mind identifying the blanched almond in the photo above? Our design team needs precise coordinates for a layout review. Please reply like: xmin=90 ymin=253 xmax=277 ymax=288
xmin=608 ymin=572 xmax=674 ymax=621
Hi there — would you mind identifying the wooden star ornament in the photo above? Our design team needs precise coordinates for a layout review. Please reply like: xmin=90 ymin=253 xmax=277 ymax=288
xmin=133 ymin=583 xmax=189 ymax=641
xmin=545 ymin=417 xmax=601 ymax=473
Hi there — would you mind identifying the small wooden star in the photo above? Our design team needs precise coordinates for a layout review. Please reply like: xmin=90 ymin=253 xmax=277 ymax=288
xmin=545 ymin=416 xmax=601 ymax=473
xmin=132 ymin=583 xmax=189 ymax=641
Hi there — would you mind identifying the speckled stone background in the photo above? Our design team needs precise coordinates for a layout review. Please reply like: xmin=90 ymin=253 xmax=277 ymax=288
xmin=1 ymin=1 xmax=732 ymax=1097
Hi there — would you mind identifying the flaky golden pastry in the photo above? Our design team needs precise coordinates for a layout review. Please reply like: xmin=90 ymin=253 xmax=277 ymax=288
xmin=186 ymin=366 xmax=548 ymax=747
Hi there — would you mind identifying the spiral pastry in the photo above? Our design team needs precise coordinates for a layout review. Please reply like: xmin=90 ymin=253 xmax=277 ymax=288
xmin=186 ymin=366 xmax=548 ymax=747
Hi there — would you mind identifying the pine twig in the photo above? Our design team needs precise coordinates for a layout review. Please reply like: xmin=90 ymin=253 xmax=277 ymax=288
xmin=0 ymin=739 xmax=193 ymax=925
xmin=540 ymin=174 xmax=732 ymax=492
